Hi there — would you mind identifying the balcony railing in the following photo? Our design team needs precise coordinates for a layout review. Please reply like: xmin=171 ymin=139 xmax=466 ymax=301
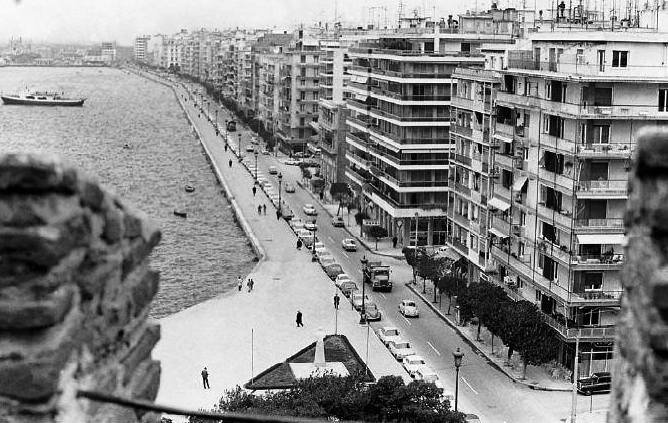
xmin=452 ymin=96 xmax=492 ymax=113
xmin=450 ymin=124 xmax=473 ymax=138
xmin=537 ymin=203 xmax=574 ymax=228
xmin=577 ymin=143 xmax=634 ymax=158
xmin=577 ymin=180 xmax=628 ymax=196
xmin=542 ymin=314 xmax=616 ymax=341
xmin=371 ymin=107 xmax=449 ymax=123
xmin=574 ymin=218 xmax=625 ymax=230
xmin=454 ymin=181 xmax=471 ymax=196
xmin=454 ymin=154 xmax=472 ymax=166
xmin=371 ymin=87 xmax=451 ymax=102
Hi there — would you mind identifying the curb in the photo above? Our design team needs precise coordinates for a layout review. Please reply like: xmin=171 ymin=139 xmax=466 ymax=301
xmin=406 ymin=282 xmax=572 ymax=392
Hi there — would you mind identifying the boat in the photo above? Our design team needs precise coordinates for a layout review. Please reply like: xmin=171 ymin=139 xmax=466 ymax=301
xmin=173 ymin=209 xmax=188 ymax=218
xmin=1 ymin=90 xmax=85 ymax=106
xmin=185 ymin=185 xmax=195 ymax=193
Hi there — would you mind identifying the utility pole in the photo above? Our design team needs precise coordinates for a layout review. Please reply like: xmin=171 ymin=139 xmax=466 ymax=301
xmin=570 ymin=336 xmax=580 ymax=423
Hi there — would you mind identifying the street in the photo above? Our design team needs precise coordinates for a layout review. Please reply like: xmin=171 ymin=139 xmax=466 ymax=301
xmin=187 ymin=82 xmax=610 ymax=423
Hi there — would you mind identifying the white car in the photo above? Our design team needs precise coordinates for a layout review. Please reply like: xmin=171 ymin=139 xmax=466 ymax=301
xmin=284 ymin=183 xmax=296 ymax=193
xmin=388 ymin=340 xmax=416 ymax=361
xmin=303 ymin=204 xmax=318 ymax=216
xmin=341 ymin=238 xmax=357 ymax=251
xmin=291 ymin=219 xmax=305 ymax=230
xmin=376 ymin=327 xmax=401 ymax=346
xmin=335 ymin=274 xmax=352 ymax=287
xmin=284 ymin=158 xmax=300 ymax=166
xmin=402 ymin=355 xmax=428 ymax=377
xmin=414 ymin=367 xmax=446 ymax=395
xmin=319 ymin=256 xmax=336 ymax=268
xmin=304 ymin=221 xmax=317 ymax=231
xmin=313 ymin=241 xmax=325 ymax=250
xmin=245 ymin=145 xmax=255 ymax=152
xmin=296 ymin=229 xmax=312 ymax=239
xmin=399 ymin=299 xmax=419 ymax=317
xmin=351 ymin=293 xmax=370 ymax=311
xmin=268 ymin=166 xmax=278 ymax=175
xmin=315 ymin=250 xmax=333 ymax=263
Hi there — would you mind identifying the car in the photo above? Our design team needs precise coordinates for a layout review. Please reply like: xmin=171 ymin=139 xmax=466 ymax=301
xmin=245 ymin=145 xmax=255 ymax=152
xmin=339 ymin=281 xmax=359 ymax=297
xmin=284 ymin=159 xmax=300 ymax=166
xmin=331 ymin=216 xmax=345 ymax=227
xmin=257 ymin=177 xmax=268 ymax=186
xmin=313 ymin=241 xmax=325 ymax=250
xmin=290 ymin=219 xmax=305 ymax=231
xmin=363 ymin=302 xmax=381 ymax=321
xmin=261 ymin=149 xmax=271 ymax=155
xmin=282 ymin=208 xmax=294 ymax=221
xmin=260 ymin=180 xmax=272 ymax=188
xmin=296 ymin=229 xmax=312 ymax=239
xmin=319 ymin=256 xmax=336 ymax=268
xmin=388 ymin=340 xmax=416 ymax=361
xmin=268 ymin=166 xmax=278 ymax=175
xmin=335 ymin=274 xmax=352 ymax=287
xmin=284 ymin=183 xmax=296 ymax=193
xmin=414 ymin=367 xmax=446 ymax=392
xmin=402 ymin=355 xmax=427 ymax=377
xmin=315 ymin=250 xmax=333 ymax=263
xmin=304 ymin=221 xmax=317 ymax=231
xmin=303 ymin=204 xmax=318 ymax=216
xmin=314 ymin=245 xmax=328 ymax=254
xmin=376 ymin=326 xmax=401 ymax=346
xmin=399 ymin=299 xmax=419 ymax=317
xmin=351 ymin=293 xmax=370 ymax=311
xmin=302 ymin=235 xmax=318 ymax=248
xmin=324 ymin=263 xmax=344 ymax=280
xmin=577 ymin=372 xmax=612 ymax=395
xmin=464 ymin=415 xmax=482 ymax=423
xmin=341 ymin=238 xmax=357 ymax=251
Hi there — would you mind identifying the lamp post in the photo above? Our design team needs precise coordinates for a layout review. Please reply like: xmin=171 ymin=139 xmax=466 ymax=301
xmin=277 ymin=172 xmax=283 ymax=214
xmin=254 ymin=151 xmax=259 ymax=181
xmin=414 ymin=212 xmax=419 ymax=247
xmin=238 ymin=133 xmax=242 ymax=160
xmin=215 ymin=109 xmax=219 ymax=132
xmin=452 ymin=347 xmax=464 ymax=412
xmin=311 ymin=226 xmax=317 ymax=261
xmin=359 ymin=255 xmax=368 ymax=324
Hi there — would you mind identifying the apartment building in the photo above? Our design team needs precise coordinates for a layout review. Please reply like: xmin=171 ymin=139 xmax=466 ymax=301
xmin=345 ymin=26 xmax=509 ymax=246
xmin=133 ymin=35 xmax=150 ymax=62
xmin=482 ymin=31 xmax=668 ymax=375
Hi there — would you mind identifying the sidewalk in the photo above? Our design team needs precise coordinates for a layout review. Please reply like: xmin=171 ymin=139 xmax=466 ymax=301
xmin=150 ymin=76 xmax=411 ymax=421
xmin=407 ymin=278 xmax=572 ymax=392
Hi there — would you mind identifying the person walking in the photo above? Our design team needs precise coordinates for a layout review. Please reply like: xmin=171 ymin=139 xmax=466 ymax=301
xmin=237 ymin=276 xmax=243 ymax=291
xmin=296 ymin=310 xmax=303 ymax=327
xmin=392 ymin=235 xmax=398 ymax=249
xmin=228 ymin=159 xmax=232 ymax=168
xmin=262 ymin=204 xmax=267 ymax=215
xmin=252 ymin=185 xmax=257 ymax=196
xmin=258 ymin=205 xmax=262 ymax=215
xmin=333 ymin=293 xmax=340 ymax=309
xmin=224 ymin=144 xmax=228 ymax=152
xmin=201 ymin=367 xmax=210 ymax=389
xmin=276 ymin=209 xmax=281 ymax=220
xmin=247 ymin=278 xmax=254 ymax=292
xmin=296 ymin=238 xmax=303 ymax=250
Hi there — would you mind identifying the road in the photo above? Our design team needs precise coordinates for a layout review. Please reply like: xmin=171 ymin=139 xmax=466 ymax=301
xmin=181 ymin=80 xmax=610 ymax=423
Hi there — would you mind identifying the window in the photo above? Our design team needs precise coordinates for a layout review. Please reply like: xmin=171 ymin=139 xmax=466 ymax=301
xmin=580 ymin=309 xmax=600 ymax=326
xmin=592 ymin=124 xmax=610 ymax=143
xmin=583 ymin=272 xmax=603 ymax=290
xmin=470 ymin=235 xmax=478 ymax=250
xmin=299 ymin=104 xmax=305 ymax=112
xmin=299 ymin=117 xmax=305 ymax=126
xmin=300 ymin=91 xmax=306 ymax=100
xmin=612 ymin=50 xmax=628 ymax=68
xmin=312 ymin=104 xmax=318 ymax=113
xmin=300 ymin=55 xmax=306 ymax=63
xmin=659 ymin=89 xmax=668 ymax=112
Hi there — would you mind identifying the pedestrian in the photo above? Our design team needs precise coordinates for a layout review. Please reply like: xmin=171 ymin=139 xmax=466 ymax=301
xmin=334 ymin=293 xmax=340 ymax=309
xmin=319 ymin=191 xmax=324 ymax=201
xmin=252 ymin=186 xmax=257 ymax=196
xmin=262 ymin=204 xmax=267 ymax=215
xmin=201 ymin=367 xmax=210 ymax=389
xmin=296 ymin=310 xmax=303 ymax=327
xmin=228 ymin=159 xmax=232 ymax=168
xmin=237 ymin=276 xmax=243 ymax=291
xmin=276 ymin=209 xmax=281 ymax=220
xmin=258 ymin=205 xmax=262 ymax=215
xmin=392 ymin=236 xmax=398 ymax=248
xmin=224 ymin=144 xmax=228 ymax=152
xmin=247 ymin=278 xmax=254 ymax=292
xmin=296 ymin=239 xmax=303 ymax=250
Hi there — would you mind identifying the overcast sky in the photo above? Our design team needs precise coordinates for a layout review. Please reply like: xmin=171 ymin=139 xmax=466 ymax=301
xmin=0 ymin=0 xmax=549 ymax=46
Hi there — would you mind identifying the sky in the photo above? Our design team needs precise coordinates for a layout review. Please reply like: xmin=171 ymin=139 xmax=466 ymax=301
xmin=0 ymin=0 xmax=548 ymax=46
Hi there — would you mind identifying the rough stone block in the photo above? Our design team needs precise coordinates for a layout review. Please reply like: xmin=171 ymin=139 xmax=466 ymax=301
xmin=93 ymin=403 xmax=138 ymax=423
xmin=121 ymin=324 xmax=160 ymax=385
xmin=0 ymin=350 xmax=70 ymax=401
xmin=121 ymin=236 xmax=159 ymax=279
xmin=0 ymin=285 xmax=73 ymax=330
xmin=130 ymin=270 xmax=159 ymax=316
xmin=103 ymin=206 xmax=124 ymax=244
xmin=75 ymin=249 xmax=122 ymax=300
xmin=0 ymin=194 xmax=82 ymax=227
xmin=0 ymin=154 xmax=78 ymax=194
xmin=79 ymin=180 xmax=105 ymax=211
xmin=129 ymin=359 xmax=161 ymax=401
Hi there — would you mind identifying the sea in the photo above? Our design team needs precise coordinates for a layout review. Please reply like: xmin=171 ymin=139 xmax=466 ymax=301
xmin=0 ymin=66 xmax=256 ymax=319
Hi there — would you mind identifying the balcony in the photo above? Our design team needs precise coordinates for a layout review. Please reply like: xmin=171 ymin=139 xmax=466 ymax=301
xmin=574 ymin=218 xmax=625 ymax=232
xmin=471 ymin=128 xmax=490 ymax=144
xmin=454 ymin=153 xmax=472 ymax=166
xmin=540 ymin=133 xmax=577 ymax=154
xmin=371 ymin=107 xmax=449 ymax=123
xmin=576 ymin=180 xmax=628 ymax=198
xmin=450 ymin=124 xmax=472 ymax=138
xmin=538 ymin=167 xmax=574 ymax=192
xmin=451 ymin=238 xmax=469 ymax=255
xmin=537 ymin=203 xmax=573 ymax=229
xmin=577 ymin=143 xmax=634 ymax=159
xmin=495 ymin=121 xmax=514 ymax=139
xmin=542 ymin=314 xmax=616 ymax=341
xmin=371 ymin=87 xmax=451 ymax=102
xmin=454 ymin=181 xmax=471 ymax=197
xmin=491 ymin=215 xmax=511 ymax=235
xmin=452 ymin=96 xmax=492 ymax=113
xmin=571 ymin=253 xmax=624 ymax=270
xmin=453 ymin=212 xmax=470 ymax=227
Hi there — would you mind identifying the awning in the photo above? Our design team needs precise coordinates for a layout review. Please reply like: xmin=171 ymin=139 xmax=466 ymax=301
xmin=494 ymin=133 xmax=513 ymax=143
xmin=487 ymin=197 xmax=511 ymax=212
xmin=440 ymin=247 xmax=462 ymax=261
xmin=488 ymin=228 xmax=509 ymax=238
xmin=351 ymin=75 xmax=369 ymax=84
xmin=576 ymin=234 xmax=626 ymax=245
xmin=354 ymin=93 xmax=368 ymax=102
xmin=512 ymin=175 xmax=528 ymax=192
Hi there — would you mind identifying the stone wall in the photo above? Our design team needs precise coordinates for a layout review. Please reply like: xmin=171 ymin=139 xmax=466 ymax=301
xmin=0 ymin=154 xmax=161 ymax=422
xmin=609 ymin=130 xmax=668 ymax=422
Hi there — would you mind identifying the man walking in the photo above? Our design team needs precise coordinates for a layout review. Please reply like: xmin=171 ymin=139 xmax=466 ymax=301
xmin=237 ymin=276 xmax=243 ymax=291
xmin=333 ymin=293 xmax=340 ymax=309
xmin=252 ymin=185 xmax=257 ymax=196
xmin=201 ymin=367 xmax=210 ymax=389
xmin=258 ymin=205 xmax=262 ymax=215
xmin=247 ymin=278 xmax=254 ymax=292
xmin=296 ymin=310 xmax=303 ymax=327
xmin=228 ymin=159 xmax=232 ymax=168
xmin=262 ymin=204 xmax=267 ymax=215
xmin=392 ymin=236 xmax=398 ymax=248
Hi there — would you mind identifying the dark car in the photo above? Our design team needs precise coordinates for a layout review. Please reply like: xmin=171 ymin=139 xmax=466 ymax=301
xmin=324 ymin=263 xmax=344 ymax=280
xmin=226 ymin=120 xmax=237 ymax=132
xmin=577 ymin=372 xmax=612 ymax=395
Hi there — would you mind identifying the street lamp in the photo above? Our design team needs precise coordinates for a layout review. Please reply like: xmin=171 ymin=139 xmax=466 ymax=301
xmin=238 ymin=133 xmax=242 ymax=160
xmin=254 ymin=150 xmax=259 ymax=181
xmin=277 ymin=172 xmax=283 ymax=214
xmin=215 ymin=109 xmax=219 ymax=133
xmin=311 ymin=225 xmax=318 ymax=261
xmin=359 ymin=255 xmax=368 ymax=324
xmin=414 ymin=212 xmax=419 ymax=247
xmin=452 ymin=347 xmax=464 ymax=412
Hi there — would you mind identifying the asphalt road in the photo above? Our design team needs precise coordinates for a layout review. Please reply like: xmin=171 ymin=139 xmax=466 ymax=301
xmin=185 ymin=82 xmax=610 ymax=423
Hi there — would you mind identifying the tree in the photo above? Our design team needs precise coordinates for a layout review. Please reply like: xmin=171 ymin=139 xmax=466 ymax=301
xmin=354 ymin=210 xmax=368 ymax=226
xmin=402 ymin=246 xmax=419 ymax=284
xmin=436 ymin=275 xmax=465 ymax=315
xmin=330 ymin=182 xmax=351 ymax=215
xmin=365 ymin=225 xmax=388 ymax=250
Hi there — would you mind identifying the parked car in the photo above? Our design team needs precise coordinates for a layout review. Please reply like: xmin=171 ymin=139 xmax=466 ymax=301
xmin=268 ymin=166 xmax=278 ymax=175
xmin=402 ymin=355 xmax=427 ymax=377
xmin=577 ymin=372 xmax=612 ymax=395
xmin=414 ymin=367 xmax=446 ymax=391
xmin=282 ymin=208 xmax=294 ymax=221
xmin=313 ymin=241 xmax=325 ymax=250
xmin=245 ymin=145 xmax=255 ymax=152
xmin=388 ymin=340 xmax=416 ymax=361
xmin=363 ymin=302 xmax=381 ymax=321
xmin=351 ymin=293 xmax=371 ymax=311
xmin=341 ymin=238 xmax=357 ymax=251
xmin=376 ymin=326 xmax=401 ymax=346
xmin=335 ymin=274 xmax=352 ymax=287
xmin=261 ymin=181 xmax=272 ymax=189
xmin=302 ymin=235 xmax=318 ymax=249
xmin=284 ymin=183 xmax=296 ymax=193
xmin=304 ymin=221 xmax=318 ymax=231
xmin=261 ymin=149 xmax=271 ymax=155
xmin=324 ymin=263 xmax=345 ymax=280
xmin=290 ymin=219 xmax=305 ymax=231
xmin=315 ymin=250 xmax=333 ymax=263
xmin=399 ymin=299 xmax=419 ymax=317
xmin=331 ymin=216 xmax=345 ymax=227
xmin=284 ymin=159 xmax=300 ymax=166
xmin=464 ymin=415 xmax=482 ymax=423
xmin=226 ymin=120 xmax=237 ymax=132
xmin=339 ymin=281 xmax=359 ymax=297
xmin=303 ymin=204 xmax=318 ymax=216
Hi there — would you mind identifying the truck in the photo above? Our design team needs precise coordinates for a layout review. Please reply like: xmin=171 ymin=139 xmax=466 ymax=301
xmin=363 ymin=261 xmax=392 ymax=292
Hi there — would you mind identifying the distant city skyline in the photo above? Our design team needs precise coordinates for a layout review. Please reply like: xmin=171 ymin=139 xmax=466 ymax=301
xmin=2 ymin=0 xmax=552 ymax=46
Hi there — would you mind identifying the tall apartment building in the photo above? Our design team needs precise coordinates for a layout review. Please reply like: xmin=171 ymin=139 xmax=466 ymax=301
xmin=479 ymin=31 xmax=668 ymax=375
xmin=312 ymin=40 xmax=352 ymax=188
xmin=133 ymin=35 xmax=150 ymax=62
xmin=345 ymin=26 xmax=510 ymax=246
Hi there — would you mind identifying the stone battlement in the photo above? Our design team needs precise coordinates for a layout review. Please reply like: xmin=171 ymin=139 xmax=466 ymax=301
xmin=0 ymin=154 xmax=162 ymax=422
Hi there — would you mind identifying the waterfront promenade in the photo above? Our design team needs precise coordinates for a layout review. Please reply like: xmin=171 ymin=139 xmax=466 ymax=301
xmin=152 ymin=79 xmax=410 ymax=418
